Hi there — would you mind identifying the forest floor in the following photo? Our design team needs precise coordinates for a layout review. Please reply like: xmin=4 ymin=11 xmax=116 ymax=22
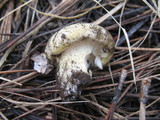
xmin=0 ymin=0 xmax=160 ymax=120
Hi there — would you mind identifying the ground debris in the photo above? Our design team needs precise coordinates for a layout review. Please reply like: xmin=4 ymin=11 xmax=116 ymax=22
xmin=0 ymin=0 xmax=159 ymax=120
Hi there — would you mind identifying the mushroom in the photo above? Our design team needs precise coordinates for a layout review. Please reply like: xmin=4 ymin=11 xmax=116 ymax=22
xmin=33 ymin=23 xmax=115 ymax=100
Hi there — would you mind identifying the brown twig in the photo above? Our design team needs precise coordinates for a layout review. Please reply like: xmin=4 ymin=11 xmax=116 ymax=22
xmin=139 ymin=79 xmax=151 ymax=120
xmin=0 ymin=69 xmax=34 ymax=74
xmin=105 ymin=69 xmax=127 ymax=120
xmin=116 ymin=47 xmax=160 ymax=51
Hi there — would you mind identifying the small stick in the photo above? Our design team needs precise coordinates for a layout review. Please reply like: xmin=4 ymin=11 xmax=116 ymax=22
xmin=0 ymin=69 xmax=34 ymax=74
xmin=0 ymin=71 xmax=38 ymax=89
xmin=116 ymin=19 xmax=148 ymax=46
xmin=105 ymin=69 xmax=127 ymax=120
xmin=116 ymin=47 xmax=160 ymax=52
xmin=139 ymin=79 xmax=151 ymax=120
xmin=93 ymin=2 xmax=124 ymax=25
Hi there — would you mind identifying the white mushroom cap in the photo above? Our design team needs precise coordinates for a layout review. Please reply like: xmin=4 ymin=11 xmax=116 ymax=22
xmin=45 ymin=23 xmax=114 ymax=65
xmin=44 ymin=23 xmax=114 ymax=100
